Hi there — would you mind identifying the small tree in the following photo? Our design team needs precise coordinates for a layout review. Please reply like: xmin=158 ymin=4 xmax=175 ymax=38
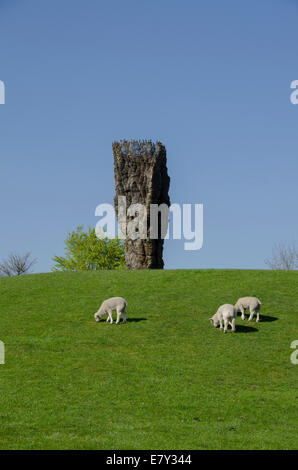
xmin=52 ymin=226 xmax=126 ymax=271
xmin=0 ymin=252 xmax=36 ymax=276
xmin=265 ymin=242 xmax=298 ymax=270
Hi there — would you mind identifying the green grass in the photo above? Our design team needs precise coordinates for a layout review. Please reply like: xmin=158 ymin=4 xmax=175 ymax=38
xmin=0 ymin=269 xmax=297 ymax=450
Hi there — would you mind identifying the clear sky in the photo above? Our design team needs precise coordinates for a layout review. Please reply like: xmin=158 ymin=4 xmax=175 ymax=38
xmin=0 ymin=0 xmax=298 ymax=272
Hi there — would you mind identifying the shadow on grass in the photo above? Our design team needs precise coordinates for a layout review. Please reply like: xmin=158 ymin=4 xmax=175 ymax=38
xmin=259 ymin=315 xmax=278 ymax=322
xmin=126 ymin=317 xmax=147 ymax=323
xmin=238 ymin=314 xmax=278 ymax=323
xmin=236 ymin=324 xmax=258 ymax=333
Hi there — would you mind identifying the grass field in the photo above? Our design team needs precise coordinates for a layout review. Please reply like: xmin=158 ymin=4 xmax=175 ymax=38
xmin=0 ymin=269 xmax=297 ymax=450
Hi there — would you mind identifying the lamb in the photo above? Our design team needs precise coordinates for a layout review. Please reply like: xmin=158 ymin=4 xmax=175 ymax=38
xmin=94 ymin=297 xmax=128 ymax=324
xmin=235 ymin=297 xmax=261 ymax=322
xmin=209 ymin=304 xmax=236 ymax=333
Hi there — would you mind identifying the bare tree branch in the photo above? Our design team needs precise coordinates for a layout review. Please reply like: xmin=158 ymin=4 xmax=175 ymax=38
xmin=265 ymin=242 xmax=298 ymax=270
xmin=0 ymin=252 xmax=37 ymax=276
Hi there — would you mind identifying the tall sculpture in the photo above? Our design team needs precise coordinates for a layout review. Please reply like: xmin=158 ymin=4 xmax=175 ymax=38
xmin=113 ymin=140 xmax=170 ymax=269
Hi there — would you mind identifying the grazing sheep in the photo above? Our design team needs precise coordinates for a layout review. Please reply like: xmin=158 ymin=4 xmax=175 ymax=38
xmin=209 ymin=304 xmax=236 ymax=333
xmin=94 ymin=297 xmax=128 ymax=324
xmin=235 ymin=297 xmax=261 ymax=322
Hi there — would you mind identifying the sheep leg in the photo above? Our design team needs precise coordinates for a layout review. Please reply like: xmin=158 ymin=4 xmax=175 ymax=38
xmin=122 ymin=309 xmax=127 ymax=323
xmin=223 ymin=319 xmax=229 ymax=333
xmin=219 ymin=319 xmax=223 ymax=330
xmin=230 ymin=318 xmax=236 ymax=332
xmin=240 ymin=307 xmax=245 ymax=320
xmin=256 ymin=306 xmax=260 ymax=322
xmin=116 ymin=309 xmax=121 ymax=324
xmin=248 ymin=308 xmax=254 ymax=321
xmin=107 ymin=310 xmax=113 ymax=323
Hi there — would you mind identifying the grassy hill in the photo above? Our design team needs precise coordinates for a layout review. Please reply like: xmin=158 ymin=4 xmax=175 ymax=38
xmin=0 ymin=269 xmax=297 ymax=450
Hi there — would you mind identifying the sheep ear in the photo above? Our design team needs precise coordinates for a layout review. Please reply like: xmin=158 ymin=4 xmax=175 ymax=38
xmin=209 ymin=318 xmax=213 ymax=323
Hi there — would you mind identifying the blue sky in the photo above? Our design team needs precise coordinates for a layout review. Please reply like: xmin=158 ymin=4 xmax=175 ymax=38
xmin=0 ymin=0 xmax=298 ymax=272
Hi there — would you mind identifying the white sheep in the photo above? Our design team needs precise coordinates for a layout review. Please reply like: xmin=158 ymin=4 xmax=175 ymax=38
xmin=209 ymin=304 xmax=236 ymax=333
xmin=94 ymin=297 xmax=128 ymax=324
xmin=235 ymin=297 xmax=261 ymax=322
